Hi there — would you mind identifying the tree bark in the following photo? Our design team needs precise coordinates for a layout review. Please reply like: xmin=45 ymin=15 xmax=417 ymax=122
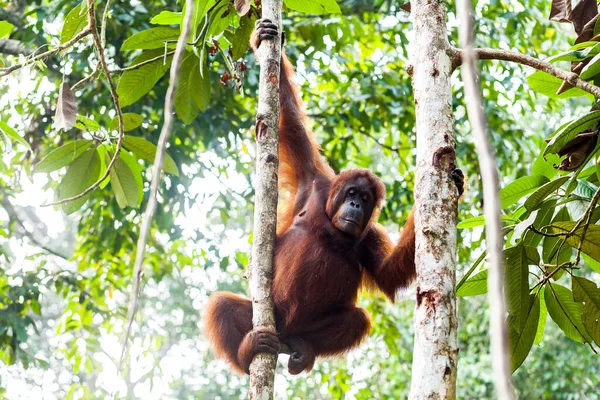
xmin=248 ymin=0 xmax=282 ymax=399
xmin=408 ymin=1 xmax=459 ymax=399
xmin=457 ymin=0 xmax=514 ymax=398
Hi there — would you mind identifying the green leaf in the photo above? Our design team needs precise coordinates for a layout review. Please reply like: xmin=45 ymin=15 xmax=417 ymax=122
xmin=572 ymin=276 xmax=600 ymax=346
xmin=524 ymin=176 xmax=569 ymax=211
xmin=457 ymin=215 xmax=518 ymax=229
xmin=122 ymin=136 xmax=179 ymax=176
xmin=545 ymin=111 xmax=600 ymax=155
xmin=232 ymin=14 xmax=256 ymax=60
xmin=109 ymin=154 xmax=139 ymax=208
xmin=0 ymin=21 xmax=14 ymax=39
xmin=0 ymin=121 xmax=31 ymax=152
xmin=534 ymin=287 xmax=547 ymax=345
xmin=500 ymin=175 xmax=549 ymax=208
xmin=121 ymin=27 xmax=181 ymax=50
xmin=505 ymin=244 xmax=531 ymax=332
xmin=109 ymin=113 xmax=144 ymax=132
xmin=74 ymin=115 xmax=100 ymax=132
xmin=508 ymin=295 xmax=540 ymax=372
xmin=456 ymin=269 xmax=488 ymax=297
xmin=551 ymin=221 xmax=600 ymax=262
xmin=523 ymin=201 xmax=556 ymax=248
xmin=174 ymin=54 xmax=199 ymax=124
xmin=532 ymin=152 xmax=560 ymax=179
xmin=582 ymin=252 xmax=600 ymax=273
xmin=118 ymin=149 xmax=144 ymax=204
xmin=55 ymin=148 xmax=101 ymax=215
xmin=284 ymin=0 xmax=341 ymax=14
xmin=151 ymin=11 xmax=182 ymax=25
xmin=34 ymin=140 xmax=93 ymax=173
xmin=545 ymin=283 xmax=589 ymax=343
xmin=117 ymin=50 xmax=172 ymax=107
xmin=60 ymin=3 xmax=88 ymax=44
xmin=190 ymin=57 xmax=211 ymax=111
xmin=546 ymin=44 xmax=600 ymax=62
xmin=580 ymin=52 xmax=600 ymax=80
xmin=96 ymin=144 xmax=110 ymax=189
xmin=527 ymin=70 xmax=590 ymax=99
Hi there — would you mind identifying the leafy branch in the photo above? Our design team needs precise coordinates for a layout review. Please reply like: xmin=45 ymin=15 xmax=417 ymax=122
xmin=451 ymin=47 xmax=600 ymax=98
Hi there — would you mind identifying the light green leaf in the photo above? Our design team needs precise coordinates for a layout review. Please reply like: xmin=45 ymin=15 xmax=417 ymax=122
xmin=122 ymin=136 xmax=179 ymax=176
xmin=121 ymin=27 xmax=181 ymax=51
xmin=500 ymin=175 xmax=549 ymax=208
xmin=551 ymin=221 xmax=600 ymax=262
xmin=573 ymin=276 xmax=600 ymax=346
xmin=0 ymin=21 xmax=14 ymax=39
xmin=109 ymin=113 xmax=144 ymax=132
xmin=545 ymin=111 xmax=600 ymax=155
xmin=118 ymin=149 xmax=144 ymax=204
xmin=96 ymin=144 xmax=110 ymax=189
xmin=527 ymin=70 xmax=590 ymax=99
xmin=174 ymin=54 xmax=199 ymax=124
xmin=74 ymin=115 xmax=100 ymax=132
xmin=508 ymin=295 xmax=540 ymax=372
xmin=60 ymin=3 xmax=88 ymax=44
xmin=534 ymin=287 xmax=547 ymax=345
xmin=232 ymin=14 xmax=256 ymax=60
xmin=0 ymin=121 xmax=31 ymax=152
xmin=457 ymin=215 xmax=518 ymax=229
xmin=284 ymin=0 xmax=341 ymax=14
xmin=34 ymin=140 xmax=93 ymax=173
xmin=524 ymin=176 xmax=569 ymax=211
xmin=151 ymin=11 xmax=182 ymax=25
xmin=117 ymin=50 xmax=172 ymax=107
xmin=545 ymin=283 xmax=589 ymax=343
xmin=109 ymin=154 xmax=139 ymax=208
xmin=582 ymin=252 xmax=600 ymax=273
xmin=190 ymin=57 xmax=211 ymax=111
xmin=456 ymin=269 xmax=488 ymax=297
xmin=55 ymin=148 xmax=101 ymax=215
xmin=532 ymin=152 xmax=560 ymax=179
xmin=580 ymin=52 xmax=600 ymax=80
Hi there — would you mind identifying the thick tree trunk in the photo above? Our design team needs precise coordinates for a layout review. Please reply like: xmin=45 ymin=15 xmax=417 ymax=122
xmin=408 ymin=1 xmax=459 ymax=399
xmin=248 ymin=0 xmax=282 ymax=399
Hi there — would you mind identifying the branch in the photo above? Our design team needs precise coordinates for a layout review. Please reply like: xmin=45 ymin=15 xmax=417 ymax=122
xmin=248 ymin=0 xmax=282 ymax=398
xmin=44 ymin=0 xmax=124 ymax=207
xmin=0 ymin=8 xmax=24 ymax=27
xmin=0 ymin=27 xmax=91 ymax=77
xmin=0 ymin=39 xmax=33 ymax=56
xmin=451 ymin=47 xmax=600 ymax=98
xmin=457 ymin=1 xmax=514 ymax=399
xmin=114 ymin=0 xmax=195 ymax=387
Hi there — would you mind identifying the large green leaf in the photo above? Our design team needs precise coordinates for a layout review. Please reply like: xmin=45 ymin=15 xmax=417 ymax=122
xmin=534 ymin=287 xmax=547 ymax=345
xmin=74 ymin=115 xmax=100 ymax=132
xmin=582 ymin=252 xmax=600 ymax=273
xmin=121 ymin=27 xmax=181 ymax=50
xmin=232 ymin=14 xmax=256 ymax=60
xmin=523 ymin=200 xmax=556 ymax=248
xmin=34 ymin=140 xmax=93 ymax=173
xmin=109 ymin=153 xmax=140 ymax=208
xmin=118 ymin=149 xmax=144 ymax=204
xmin=151 ymin=11 xmax=182 ymax=25
xmin=174 ymin=53 xmax=199 ymax=124
xmin=60 ymin=3 xmax=88 ymax=44
xmin=572 ymin=276 xmax=600 ymax=346
xmin=527 ymin=70 xmax=590 ymax=99
xmin=580 ymin=52 xmax=600 ymax=80
xmin=500 ymin=175 xmax=549 ymax=208
xmin=524 ymin=176 xmax=569 ymax=211
xmin=551 ymin=221 xmax=600 ymax=262
xmin=117 ymin=50 xmax=172 ymax=107
xmin=456 ymin=269 xmax=488 ymax=297
xmin=109 ymin=113 xmax=144 ymax=132
xmin=542 ymin=207 xmax=571 ymax=278
xmin=0 ymin=21 xmax=14 ymax=39
xmin=545 ymin=283 xmax=589 ymax=343
xmin=505 ymin=244 xmax=531 ymax=332
xmin=0 ymin=121 xmax=31 ymax=152
xmin=55 ymin=148 xmax=101 ymax=215
xmin=545 ymin=111 xmax=600 ymax=155
xmin=284 ymin=0 xmax=341 ymax=14
xmin=122 ymin=136 xmax=179 ymax=176
xmin=190 ymin=58 xmax=211 ymax=111
xmin=508 ymin=295 xmax=540 ymax=372
xmin=456 ymin=215 xmax=518 ymax=229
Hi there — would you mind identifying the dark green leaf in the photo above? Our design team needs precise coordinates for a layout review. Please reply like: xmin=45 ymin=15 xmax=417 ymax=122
xmin=190 ymin=57 xmax=211 ymax=111
xmin=109 ymin=154 xmax=139 ymax=208
xmin=55 ymin=148 xmax=101 ymax=214
xmin=34 ymin=140 xmax=93 ymax=173
xmin=117 ymin=50 xmax=172 ymax=107
xmin=545 ymin=111 xmax=600 ymax=155
xmin=545 ymin=283 xmax=589 ymax=343
xmin=508 ymin=295 xmax=540 ymax=372
xmin=232 ymin=14 xmax=256 ymax=60
xmin=524 ymin=176 xmax=569 ymax=211
xmin=123 ymin=136 xmax=179 ymax=176
xmin=572 ymin=276 xmax=600 ymax=346
xmin=500 ymin=175 xmax=549 ymax=208
xmin=551 ymin=221 xmax=600 ymax=262
xmin=505 ymin=244 xmax=531 ymax=332
xmin=174 ymin=53 xmax=199 ymax=124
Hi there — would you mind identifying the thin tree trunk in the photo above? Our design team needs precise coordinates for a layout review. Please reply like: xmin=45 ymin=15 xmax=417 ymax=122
xmin=457 ymin=0 xmax=514 ymax=398
xmin=408 ymin=0 xmax=459 ymax=399
xmin=248 ymin=0 xmax=282 ymax=398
